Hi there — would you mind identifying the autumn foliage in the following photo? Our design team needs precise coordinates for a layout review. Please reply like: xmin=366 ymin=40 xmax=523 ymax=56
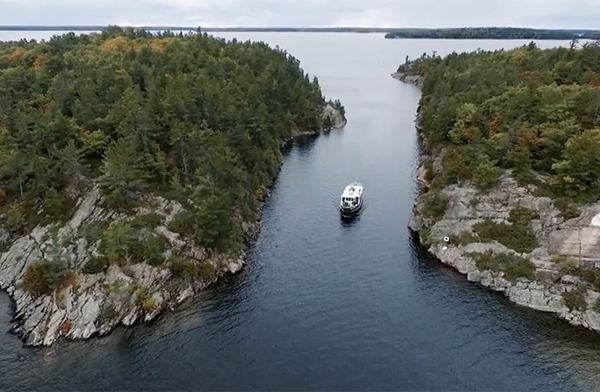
xmin=0 ymin=26 xmax=340 ymax=254
xmin=403 ymin=40 xmax=600 ymax=205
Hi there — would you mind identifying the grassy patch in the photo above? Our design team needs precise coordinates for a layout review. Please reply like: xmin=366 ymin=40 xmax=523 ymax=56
xmin=594 ymin=297 xmax=600 ymax=313
xmin=468 ymin=250 xmax=536 ymax=280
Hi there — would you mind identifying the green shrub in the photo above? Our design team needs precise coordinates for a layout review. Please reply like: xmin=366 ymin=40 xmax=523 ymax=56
xmin=98 ymin=221 xmax=138 ymax=265
xmin=423 ymin=159 xmax=435 ymax=182
xmin=130 ymin=212 xmax=164 ymax=230
xmin=138 ymin=234 xmax=168 ymax=266
xmin=168 ymin=255 xmax=190 ymax=278
xmin=560 ymin=258 xmax=579 ymax=275
xmin=4 ymin=203 xmax=27 ymax=235
xmin=167 ymin=210 xmax=196 ymax=236
xmin=469 ymin=250 xmax=536 ymax=280
xmin=572 ymin=268 xmax=600 ymax=290
xmin=21 ymin=260 xmax=71 ymax=297
xmin=81 ymin=220 xmax=110 ymax=243
xmin=562 ymin=288 xmax=587 ymax=311
xmin=508 ymin=207 xmax=539 ymax=226
xmin=450 ymin=231 xmax=478 ymax=245
xmin=38 ymin=189 xmax=76 ymax=226
xmin=134 ymin=284 xmax=159 ymax=311
xmin=472 ymin=219 xmax=538 ymax=253
xmin=168 ymin=255 xmax=218 ymax=283
xmin=550 ymin=254 xmax=568 ymax=264
xmin=553 ymin=198 xmax=580 ymax=220
xmin=421 ymin=191 xmax=448 ymax=219
xmin=472 ymin=158 xmax=501 ymax=190
xmin=82 ymin=255 xmax=109 ymax=274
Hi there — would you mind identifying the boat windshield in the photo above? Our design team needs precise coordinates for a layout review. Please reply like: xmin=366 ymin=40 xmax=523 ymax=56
xmin=342 ymin=197 xmax=358 ymax=206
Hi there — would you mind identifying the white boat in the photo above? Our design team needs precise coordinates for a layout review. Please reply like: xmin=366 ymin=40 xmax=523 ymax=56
xmin=340 ymin=182 xmax=364 ymax=216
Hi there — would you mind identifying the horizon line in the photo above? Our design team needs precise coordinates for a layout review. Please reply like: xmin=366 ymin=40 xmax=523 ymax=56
xmin=0 ymin=25 xmax=600 ymax=32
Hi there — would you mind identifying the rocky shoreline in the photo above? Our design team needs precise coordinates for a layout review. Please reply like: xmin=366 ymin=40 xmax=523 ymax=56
xmin=0 ymin=103 xmax=347 ymax=347
xmin=394 ymin=72 xmax=600 ymax=333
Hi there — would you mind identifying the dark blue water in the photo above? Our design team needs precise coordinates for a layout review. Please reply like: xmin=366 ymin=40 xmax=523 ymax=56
xmin=1 ymin=32 xmax=600 ymax=391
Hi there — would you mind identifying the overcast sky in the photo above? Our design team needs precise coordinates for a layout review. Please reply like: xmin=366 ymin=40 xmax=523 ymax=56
xmin=0 ymin=0 xmax=598 ymax=29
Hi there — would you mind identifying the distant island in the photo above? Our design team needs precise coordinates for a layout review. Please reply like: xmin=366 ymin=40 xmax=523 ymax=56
xmin=393 ymin=40 xmax=600 ymax=332
xmin=0 ymin=26 xmax=391 ymax=33
xmin=0 ymin=26 xmax=346 ymax=346
xmin=385 ymin=27 xmax=600 ymax=40
xmin=2 ymin=26 xmax=600 ymax=41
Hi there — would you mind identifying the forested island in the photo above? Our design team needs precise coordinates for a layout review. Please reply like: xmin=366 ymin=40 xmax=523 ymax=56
xmin=394 ymin=40 xmax=600 ymax=331
xmin=0 ymin=26 xmax=394 ymax=33
xmin=385 ymin=27 xmax=600 ymax=40
xmin=0 ymin=26 xmax=346 ymax=346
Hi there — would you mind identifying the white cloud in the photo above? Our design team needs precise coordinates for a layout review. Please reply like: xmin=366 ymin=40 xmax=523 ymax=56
xmin=0 ymin=0 xmax=598 ymax=29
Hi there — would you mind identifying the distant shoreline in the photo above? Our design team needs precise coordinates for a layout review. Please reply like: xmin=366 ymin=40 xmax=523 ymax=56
xmin=3 ymin=26 xmax=386 ymax=32
xmin=1 ymin=26 xmax=600 ymax=40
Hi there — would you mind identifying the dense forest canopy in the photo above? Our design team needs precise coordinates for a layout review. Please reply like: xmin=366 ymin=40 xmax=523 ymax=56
xmin=399 ymin=40 xmax=600 ymax=217
xmin=0 ymin=26 xmax=342 ymax=255
xmin=385 ymin=28 xmax=600 ymax=40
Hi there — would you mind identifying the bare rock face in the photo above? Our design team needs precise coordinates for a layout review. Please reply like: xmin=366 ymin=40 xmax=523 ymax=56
xmin=321 ymin=103 xmax=348 ymax=129
xmin=0 ymin=184 xmax=251 ymax=347
xmin=391 ymin=72 xmax=423 ymax=87
xmin=410 ymin=170 xmax=600 ymax=332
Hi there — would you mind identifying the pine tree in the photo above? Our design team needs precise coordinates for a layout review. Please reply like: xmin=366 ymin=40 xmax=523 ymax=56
xmin=99 ymin=137 xmax=149 ymax=210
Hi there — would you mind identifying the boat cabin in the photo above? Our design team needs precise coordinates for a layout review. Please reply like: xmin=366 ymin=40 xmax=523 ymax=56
xmin=340 ymin=183 xmax=363 ymax=208
xmin=342 ymin=196 xmax=359 ymax=206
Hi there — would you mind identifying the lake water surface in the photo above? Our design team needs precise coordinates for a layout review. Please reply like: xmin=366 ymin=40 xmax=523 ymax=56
xmin=1 ymin=31 xmax=600 ymax=391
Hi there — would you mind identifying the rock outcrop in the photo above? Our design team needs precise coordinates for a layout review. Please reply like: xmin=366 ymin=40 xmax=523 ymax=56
xmin=283 ymin=102 xmax=347 ymax=146
xmin=391 ymin=72 xmax=423 ymax=87
xmin=0 ymin=105 xmax=346 ymax=347
xmin=394 ymin=71 xmax=600 ymax=332
xmin=321 ymin=103 xmax=348 ymax=129
xmin=408 ymin=173 xmax=600 ymax=331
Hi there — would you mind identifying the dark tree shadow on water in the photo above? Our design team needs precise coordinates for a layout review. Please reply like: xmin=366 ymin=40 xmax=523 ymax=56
xmin=282 ymin=134 xmax=318 ymax=156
